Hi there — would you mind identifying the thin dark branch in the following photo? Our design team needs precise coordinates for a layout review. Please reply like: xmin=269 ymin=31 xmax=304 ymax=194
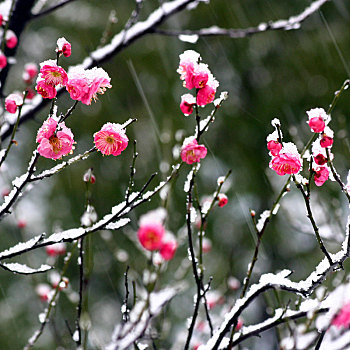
xmin=30 ymin=0 xmax=78 ymax=20
xmin=75 ymin=238 xmax=84 ymax=346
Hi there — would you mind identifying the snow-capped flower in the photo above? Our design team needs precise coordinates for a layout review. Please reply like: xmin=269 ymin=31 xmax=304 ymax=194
xmin=160 ymin=239 xmax=177 ymax=260
xmin=66 ymin=66 xmax=111 ymax=105
xmin=23 ymin=63 xmax=38 ymax=84
xmin=39 ymin=60 xmax=68 ymax=86
xmin=180 ymin=93 xmax=196 ymax=116
xmin=45 ymin=242 xmax=66 ymax=257
xmin=56 ymin=37 xmax=71 ymax=57
xmin=202 ymin=237 xmax=212 ymax=253
xmin=217 ymin=193 xmax=228 ymax=207
xmin=83 ymin=168 xmax=96 ymax=184
xmin=5 ymin=93 xmax=23 ymax=114
xmin=138 ymin=222 xmax=165 ymax=251
xmin=36 ymin=283 xmax=51 ymax=302
xmin=80 ymin=205 xmax=98 ymax=227
xmin=36 ymin=79 xmax=57 ymax=99
xmin=36 ymin=118 xmax=74 ymax=159
xmin=270 ymin=142 xmax=302 ymax=176
xmin=181 ymin=137 xmax=207 ymax=165
xmin=93 ymin=122 xmax=128 ymax=156
xmin=228 ymin=276 xmax=241 ymax=290
xmin=177 ymin=50 xmax=201 ymax=88
xmin=314 ymin=166 xmax=329 ymax=187
xmin=307 ymin=108 xmax=329 ymax=133
xmin=206 ymin=291 xmax=224 ymax=310
xmin=5 ymin=30 xmax=17 ymax=49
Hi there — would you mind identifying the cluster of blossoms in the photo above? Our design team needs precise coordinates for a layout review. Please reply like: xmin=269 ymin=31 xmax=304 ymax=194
xmin=31 ymin=38 xmax=129 ymax=160
xmin=0 ymin=28 xmax=18 ymax=70
xmin=137 ymin=209 xmax=177 ymax=261
xmin=268 ymin=108 xmax=333 ymax=187
xmin=36 ymin=119 xmax=129 ymax=160
xmin=178 ymin=50 xmax=219 ymax=115
xmin=4 ymin=63 xmax=38 ymax=114
xmin=308 ymin=108 xmax=333 ymax=187
xmin=34 ymin=37 xmax=111 ymax=105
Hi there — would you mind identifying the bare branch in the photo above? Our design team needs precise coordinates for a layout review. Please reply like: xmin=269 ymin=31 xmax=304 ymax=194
xmin=30 ymin=0 xmax=78 ymax=20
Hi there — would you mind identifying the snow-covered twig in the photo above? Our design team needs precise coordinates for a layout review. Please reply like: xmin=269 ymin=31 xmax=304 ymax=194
xmin=0 ymin=164 xmax=181 ymax=262
xmin=1 ymin=0 xmax=199 ymax=141
xmin=200 ymin=216 xmax=350 ymax=350
xmin=107 ymin=285 xmax=183 ymax=350
xmin=154 ymin=0 xmax=330 ymax=38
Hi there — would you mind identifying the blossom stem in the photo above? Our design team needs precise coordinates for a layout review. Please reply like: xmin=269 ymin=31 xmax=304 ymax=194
xmin=0 ymin=90 xmax=28 ymax=168
xmin=0 ymin=0 xmax=16 ymax=53
xmin=126 ymin=140 xmax=138 ymax=203
xmin=325 ymin=147 xmax=350 ymax=202
xmin=59 ymin=100 xmax=79 ymax=123
xmin=294 ymin=176 xmax=333 ymax=265
xmin=240 ymin=178 xmax=291 ymax=299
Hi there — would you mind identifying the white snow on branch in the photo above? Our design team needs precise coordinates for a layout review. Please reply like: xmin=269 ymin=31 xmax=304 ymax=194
xmin=107 ymin=285 xmax=183 ymax=350
xmin=0 ymin=262 xmax=52 ymax=275
xmin=199 ymin=216 xmax=350 ymax=350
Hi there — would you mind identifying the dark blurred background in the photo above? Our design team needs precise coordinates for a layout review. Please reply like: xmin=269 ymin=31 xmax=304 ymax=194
xmin=1 ymin=0 xmax=350 ymax=349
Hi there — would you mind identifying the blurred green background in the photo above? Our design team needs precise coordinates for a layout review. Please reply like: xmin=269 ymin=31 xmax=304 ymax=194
xmin=1 ymin=0 xmax=350 ymax=349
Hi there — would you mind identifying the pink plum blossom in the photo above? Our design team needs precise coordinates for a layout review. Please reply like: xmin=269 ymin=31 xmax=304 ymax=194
xmin=5 ymin=93 xmax=23 ymax=114
xmin=36 ymin=283 xmax=51 ymax=302
xmin=93 ymin=123 xmax=128 ymax=156
xmin=25 ymin=88 xmax=36 ymax=100
xmin=45 ymin=243 xmax=66 ymax=257
xmin=39 ymin=60 xmax=68 ymax=86
xmin=66 ymin=66 xmax=111 ymax=105
xmin=36 ymin=118 xmax=75 ymax=159
xmin=56 ymin=37 xmax=71 ymax=57
xmin=196 ymin=74 xmax=219 ymax=106
xmin=314 ymin=154 xmax=327 ymax=166
xmin=23 ymin=63 xmax=38 ymax=84
xmin=332 ymin=301 xmax=350 ymax=328
xmin=138 ymin=222 xmax=165 ymax=251
xmin=160 ymin=239 xmax=177 ymax=260
xmin=5 ymin=30 xmax=17 ymax=49
xmin=181 ymin=137 xmax=207 ymax=164
xmin=320 ymin=126 xmax=334 ymax=148
xmin=217 ymin=193 xmax=228 ymax=207
xmin=202 ymin=237 xmax=212 ymax=253
xmin=306 ymin=108 xmax=328 ymax=133
xmin=267 ymin=140 xmax=282 ymax=156
xmin=320 ymin=135 xmax=333 ymax=148
xmin=180 ymin=93 xmax=196 ymax=116
xmin=270 ymin=142 xmax=302 ymax=176
xmin=0 ymin=52 xmax=7 ymax=69
xmin=177 ymin=50 xmax=201 ymax=89
xmin=36 ymin=79 xmax=57 ymax=99
xmin=314 ymin=166 xmax=329 ymax=187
